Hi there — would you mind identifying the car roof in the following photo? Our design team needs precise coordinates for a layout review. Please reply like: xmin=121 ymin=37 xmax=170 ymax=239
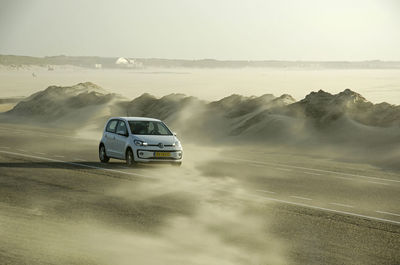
xmin=110 ymin=117 xmax=161 ymax=122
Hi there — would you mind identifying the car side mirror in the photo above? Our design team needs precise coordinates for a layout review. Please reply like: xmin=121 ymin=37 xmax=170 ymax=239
xmin=173 ymin=132 xmax=177 ymax=136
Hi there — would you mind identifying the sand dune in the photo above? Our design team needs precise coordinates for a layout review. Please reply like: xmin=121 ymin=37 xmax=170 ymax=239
xmin=2 ymin=82 xmax=125 ymax=131
xmin=9 ymin=82 xmax=115 ymax=117
xmin=287 ymin=89 xmax=400 ymax=127
xmin=1 ymin=82 xmax=399 ymax=150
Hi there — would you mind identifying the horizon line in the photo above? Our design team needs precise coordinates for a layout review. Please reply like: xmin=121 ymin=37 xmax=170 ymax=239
xmin=1 ymin=53 xmax=400 ymax=63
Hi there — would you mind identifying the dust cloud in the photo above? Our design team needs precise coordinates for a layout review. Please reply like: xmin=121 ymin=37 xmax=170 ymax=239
xmin=0 ymin=142 xmax=288 ymax=265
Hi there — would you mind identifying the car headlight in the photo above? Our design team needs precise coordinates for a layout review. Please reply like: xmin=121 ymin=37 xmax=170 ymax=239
xmin=134 ymin=140 xmax=148 ymax=146
xmin=173 ymin=141 xmax=181 ymax=148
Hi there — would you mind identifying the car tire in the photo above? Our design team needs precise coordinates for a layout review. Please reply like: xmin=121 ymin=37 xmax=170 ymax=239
xmin=99 ymin=144 xmax=109 ymax=163
xmin=126 ymin=148 xmax=136 ymax=167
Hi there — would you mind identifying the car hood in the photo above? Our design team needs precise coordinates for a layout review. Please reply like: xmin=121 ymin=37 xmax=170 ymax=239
xmin=132 ymin=135 xmax=177 ymax=145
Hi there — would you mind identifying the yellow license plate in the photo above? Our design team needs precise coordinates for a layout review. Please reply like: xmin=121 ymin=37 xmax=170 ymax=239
xmin=154 ymin=152 xmax=171 ymax=157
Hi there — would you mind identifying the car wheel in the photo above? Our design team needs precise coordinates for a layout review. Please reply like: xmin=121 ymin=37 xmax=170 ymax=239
xmin=126 ymin=149 xmax=136 ymax=167
xmin=99 ymin=145 xmax=109 ymax=163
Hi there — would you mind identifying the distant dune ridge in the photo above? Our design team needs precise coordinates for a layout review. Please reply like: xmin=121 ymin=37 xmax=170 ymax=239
xmin=1 ymin=82 xmax=399 ymax=150
xmin=2 ymin=54 xmax=400 ymax=69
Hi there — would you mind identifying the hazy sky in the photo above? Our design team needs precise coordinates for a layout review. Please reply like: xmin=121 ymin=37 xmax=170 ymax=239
xmin=0 ymin=0 xmax=399 ymax=60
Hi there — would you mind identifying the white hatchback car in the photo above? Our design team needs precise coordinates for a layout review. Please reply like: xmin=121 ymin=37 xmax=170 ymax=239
xmin=99 ymin=117 xmax=183 ymax=166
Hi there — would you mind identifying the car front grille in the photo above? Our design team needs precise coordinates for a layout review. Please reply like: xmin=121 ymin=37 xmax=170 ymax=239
xmin=147 ymin=144 xmax=174 ymax=147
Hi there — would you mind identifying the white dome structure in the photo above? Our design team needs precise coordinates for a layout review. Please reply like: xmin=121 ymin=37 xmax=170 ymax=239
xmin=115 ymin=57 xmax=143 ymax=68
xmin=116 ymin=57 xmax=129 ymax=65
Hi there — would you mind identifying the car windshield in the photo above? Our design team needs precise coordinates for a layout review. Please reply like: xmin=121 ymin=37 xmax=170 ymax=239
xmin=128 ymin=121 xmax=172 ymax=135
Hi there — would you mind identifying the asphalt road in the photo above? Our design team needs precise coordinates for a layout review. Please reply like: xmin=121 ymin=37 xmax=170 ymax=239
xmin=0 ymin=123 xmax=399 ymax=265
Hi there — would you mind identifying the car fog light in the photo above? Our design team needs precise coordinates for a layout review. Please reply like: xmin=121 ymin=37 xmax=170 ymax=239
xmin=139 ymin=152 xmax=144 ymax=157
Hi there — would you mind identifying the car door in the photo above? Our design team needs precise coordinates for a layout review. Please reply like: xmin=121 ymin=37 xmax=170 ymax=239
xmin=104 ymin=119 xmax=118 ymax=157
xmin=114 ymin=120 xmax=129 ymax=159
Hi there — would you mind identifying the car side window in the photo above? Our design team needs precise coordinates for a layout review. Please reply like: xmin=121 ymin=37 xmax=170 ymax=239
xmin=116 ymin=121 xmax=128 ymax=135
xmin=106 ymin=120 xmax=118 ymax=133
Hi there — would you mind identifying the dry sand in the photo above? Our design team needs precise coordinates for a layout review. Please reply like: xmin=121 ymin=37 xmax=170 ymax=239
xmin=1 ymin=67 xmax=400 ymax=104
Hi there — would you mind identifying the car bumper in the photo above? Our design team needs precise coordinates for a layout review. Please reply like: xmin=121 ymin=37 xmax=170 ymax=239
xmin=135 ymin=149 xmax=183 ymax=162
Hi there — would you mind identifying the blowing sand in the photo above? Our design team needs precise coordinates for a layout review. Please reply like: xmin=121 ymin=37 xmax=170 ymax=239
xmin=0 ymin=124 xmax=399 ymax=265
xmin=1 ymin=67 xmax=400 ymax=104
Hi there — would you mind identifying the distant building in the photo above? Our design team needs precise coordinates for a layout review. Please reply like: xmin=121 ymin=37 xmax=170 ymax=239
xmin=116 ymin=57 xmax=130 ymax=65
xmin=115 ymin=57 xmax=143 ymax=68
